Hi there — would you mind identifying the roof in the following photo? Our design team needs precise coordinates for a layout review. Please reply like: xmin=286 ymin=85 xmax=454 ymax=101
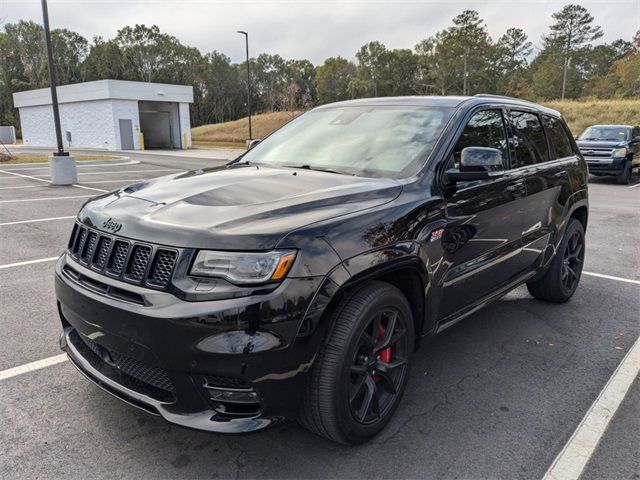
xmin=13 ymin=80 xmax=194 ymax=108
xmin=584 ymin=124 xmax=635 ymax=129
xmin=316 ymin=96 xmax=470 ymax=109
xmin=315 ymin=94 xmax=561 ymax=117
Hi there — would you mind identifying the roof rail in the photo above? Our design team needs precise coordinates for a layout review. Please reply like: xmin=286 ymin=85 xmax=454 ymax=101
xmin=472 ymin=93 xmax=561 ymax=116
xmin=473 ymin=93 xmax=529 ymax=102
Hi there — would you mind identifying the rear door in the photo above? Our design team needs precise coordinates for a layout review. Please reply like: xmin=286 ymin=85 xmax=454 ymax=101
xmin=437 ymin=108 xmax=529 ymax=321
xmin=511 ymin=111 xmax=580 ymax=269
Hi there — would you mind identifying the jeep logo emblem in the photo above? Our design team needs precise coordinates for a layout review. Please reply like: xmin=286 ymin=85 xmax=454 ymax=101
xmin=102 ymin=218 xmax=122 ymax=233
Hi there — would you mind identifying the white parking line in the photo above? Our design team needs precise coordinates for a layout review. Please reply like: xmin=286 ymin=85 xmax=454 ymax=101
xmin=0 ymin=216 xmax=76 ymax=226
xmin=0 ymin=354 xmax=68 ymax=381
xmin=71 ymin=184 xmax=109 ymax=193
xmin=0 ymin=185 xmax=42 ymax=190
xmin=32 ymin=169 xmax=178 ymax=177
xmin=0 ymin=168 xmax=108 ymax=192
xmin=83 ymin=178 xmax=143 ymax=184
xmin=543 ymin=337 xmax=640 ymax=480
xmin=0 ymin=257 xmax=58 ymax=270
xmin=0 ymin=195 xmax=94 ymax=204
xmin=583 ymin=271 xmax=640 ymax=286
xmin=628 ymin=182 xmax=640 ymax=189
xmin=0 ymin=159 xmax=137 ymax=171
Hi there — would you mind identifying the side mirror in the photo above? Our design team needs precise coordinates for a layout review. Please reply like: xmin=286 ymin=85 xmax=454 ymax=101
xmin=247 ymin=138 xmax=261 ymax=150
xmin=445 ymin=147 xmax=505 ymax=183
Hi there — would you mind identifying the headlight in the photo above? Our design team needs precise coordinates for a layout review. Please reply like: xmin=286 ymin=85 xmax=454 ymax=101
xmin=613 ymin=147 xmax=628 ymax=157
xmin=190 ymin=250 xmax=296 ymax=284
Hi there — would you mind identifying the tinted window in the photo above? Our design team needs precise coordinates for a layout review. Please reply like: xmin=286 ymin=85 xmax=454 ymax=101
xmin=452 ymin=109 xmax=509 ymax=169
xmin=510 ymin=111 xmax=549 ymax=167
xmin=542 ymin=115 xmax=574 ymax=159
xmin=632 ymin=127 xmax=640 ymax=139
xmin=241 ymin=106 xmax=454 ymax=179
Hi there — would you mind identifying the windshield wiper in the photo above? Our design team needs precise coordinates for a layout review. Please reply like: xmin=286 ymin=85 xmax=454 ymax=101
xmin=289 ymin=165 xmax=348 ymax=175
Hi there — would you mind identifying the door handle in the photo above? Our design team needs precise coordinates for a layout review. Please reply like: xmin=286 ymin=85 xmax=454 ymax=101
xmin=554 ymin=170 xmax=568 ymax=178
xmin=506 ymin=182 xmax=525 ymax=193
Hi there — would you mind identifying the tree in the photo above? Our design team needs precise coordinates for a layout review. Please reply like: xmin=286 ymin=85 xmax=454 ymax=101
xmin=84 ymin=37 xmax=125 ymax=80
xmin=3 ymin=21 xmax=47 ymax=88
xmin=592 ymin=31 xmax=640 ymax=98
xmin=415 ymin=10 xmax=493 ymax=96
xmin=354 ymin=41 xmax=388 ymax=96
xmin=385 ymin=49 xmax=419 ymax=95
xmin=115 ymin=24 xmax=173 ymax=82
xmin=545 ymin=4 xmax=603 ymax=99
xmin=451 ymin=10 xmax=492 ymax=95
xmin=285 ymin=59 xmax=316 ymax=107
xmin=51 ymin=29 xmax=89 ymax=84
xmin=316 ymin=57 xmax=356 ymax=103
xmin=494 ymin=28 xmax=533 ymax=96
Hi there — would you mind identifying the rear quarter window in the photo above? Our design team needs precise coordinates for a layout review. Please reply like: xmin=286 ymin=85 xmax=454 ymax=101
xmin=542 ymin=115 xmax=574 ymax=159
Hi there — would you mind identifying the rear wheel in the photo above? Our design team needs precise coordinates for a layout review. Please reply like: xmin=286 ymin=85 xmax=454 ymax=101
xmin=298 ymin=281 xmax=414 ymax=444
xmin=527 ymin=218 xmax=585 ymax=303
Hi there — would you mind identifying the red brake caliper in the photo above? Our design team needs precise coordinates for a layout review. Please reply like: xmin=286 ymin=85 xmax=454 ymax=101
xmin=374 ymin=322 xmax=392 ymax=382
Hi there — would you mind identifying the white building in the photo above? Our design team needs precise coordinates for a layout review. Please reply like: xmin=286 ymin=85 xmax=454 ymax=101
xmin=13 ymin=80 xmax=194 ymax=150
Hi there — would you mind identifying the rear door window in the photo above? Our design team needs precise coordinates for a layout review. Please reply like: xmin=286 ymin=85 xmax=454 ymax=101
xmin=509 ymin=111 xmax=550 ymax=167
xmin=542 ymin=115 xmax=574 ymax=159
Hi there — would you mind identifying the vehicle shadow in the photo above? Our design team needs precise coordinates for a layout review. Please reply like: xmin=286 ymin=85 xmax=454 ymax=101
xmin=78 ymin=281 xmax=636 ymax=479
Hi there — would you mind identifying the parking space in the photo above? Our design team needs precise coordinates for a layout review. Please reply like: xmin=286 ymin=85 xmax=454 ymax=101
xmin=0 ymin=158 xmax=638 ymax=479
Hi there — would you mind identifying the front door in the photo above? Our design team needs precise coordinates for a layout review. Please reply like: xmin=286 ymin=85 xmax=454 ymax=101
xmin=436 ymin=108 xmax=529 ymax=321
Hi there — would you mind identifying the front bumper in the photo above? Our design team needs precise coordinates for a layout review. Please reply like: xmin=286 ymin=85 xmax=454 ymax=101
xmin=55 ymin=254 xmax=334 ymax=433
xmin=586 ymin=158 xmax=627 ymax=175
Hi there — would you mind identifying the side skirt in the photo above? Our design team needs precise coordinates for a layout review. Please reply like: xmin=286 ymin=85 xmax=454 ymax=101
xmin=435 ymin=270 xmax=537 ymax=334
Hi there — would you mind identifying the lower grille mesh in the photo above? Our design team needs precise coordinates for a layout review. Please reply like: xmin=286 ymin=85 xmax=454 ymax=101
xmin=80 ymin=334 xmax=176 ymax=394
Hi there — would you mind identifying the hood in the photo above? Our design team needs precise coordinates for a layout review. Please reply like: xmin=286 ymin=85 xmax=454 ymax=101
xmin=78 ymin=165 xmax=403 ymax=250
xmin=576 ymin=139 xmax=627 ymax=149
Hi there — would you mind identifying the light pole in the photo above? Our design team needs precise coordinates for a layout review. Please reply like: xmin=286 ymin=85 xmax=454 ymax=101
xmin=41 ymin=0 xmax=77 ymax=184
xmin=237 ymin=30 xmax=252 ymax=141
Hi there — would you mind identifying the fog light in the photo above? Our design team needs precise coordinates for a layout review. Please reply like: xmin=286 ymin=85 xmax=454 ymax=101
xmin=207 ymin=388 xmax=259 ymax=404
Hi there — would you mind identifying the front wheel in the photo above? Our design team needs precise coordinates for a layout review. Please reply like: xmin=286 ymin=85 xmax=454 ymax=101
xmin=298 ymin=281 xmax=414 ymax=444
xmin=527 ymin=218 xmax=585 ymax=303
xmin=617 ymin=162 xmax=631 ymax=184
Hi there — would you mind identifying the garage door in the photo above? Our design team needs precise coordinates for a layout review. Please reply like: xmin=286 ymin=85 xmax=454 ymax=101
xmin=140 ymin=111 xmax=172 ymax=149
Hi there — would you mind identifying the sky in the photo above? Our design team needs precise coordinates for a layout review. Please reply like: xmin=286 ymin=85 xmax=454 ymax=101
xmin=2 ymin=0 xmax=639 ymax=64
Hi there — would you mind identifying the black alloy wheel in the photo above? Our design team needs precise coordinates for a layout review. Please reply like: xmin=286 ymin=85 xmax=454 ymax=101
xmin=527 ymin=218 xmax=585 ymax=303
xmin=299 ymin=281 xmax=414 ymax=444
xmin=561 ymin=229 xmax=584 ymax=291
xmin=349 ymin=307 xmax=409 ymax=425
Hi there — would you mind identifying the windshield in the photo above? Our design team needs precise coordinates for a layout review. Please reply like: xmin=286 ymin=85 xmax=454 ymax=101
xmin=240 ymin=106 xmax=454 ymax=178
xmin=579 ymin=126 xmax=629 ymax=142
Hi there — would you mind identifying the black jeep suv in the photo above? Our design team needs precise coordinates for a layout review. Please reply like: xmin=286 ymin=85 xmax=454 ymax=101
xmin=56 ymin=95 xmax=588 ymax=444
xmin=576 ymin=124 xmax=640 ymax=184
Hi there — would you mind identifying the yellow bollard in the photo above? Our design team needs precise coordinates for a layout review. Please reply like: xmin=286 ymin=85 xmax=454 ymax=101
xmin=182 ymin=132 xmax=188 ymax=150
xmin=139 ymin=132 xmax=145 ymax=150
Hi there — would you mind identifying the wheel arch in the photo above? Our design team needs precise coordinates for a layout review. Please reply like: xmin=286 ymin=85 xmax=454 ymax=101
xmin=305 ymin=250 xmax=430 ymax=351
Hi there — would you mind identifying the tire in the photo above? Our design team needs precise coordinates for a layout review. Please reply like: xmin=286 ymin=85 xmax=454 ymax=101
xmin=298 ymin=281 xmax=414 ymax=444
xmin=527 ymin=218 xmax=585 ymax=303
xmin=617 ymin=162 xmax=631 ymax=184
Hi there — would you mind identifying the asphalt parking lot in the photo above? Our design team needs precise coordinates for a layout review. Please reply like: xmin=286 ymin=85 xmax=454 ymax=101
xmin=1 ymin=154 xmax=638 ymax=479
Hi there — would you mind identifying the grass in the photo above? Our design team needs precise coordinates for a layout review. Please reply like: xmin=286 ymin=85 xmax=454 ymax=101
xmin=541 ymin=99 xmax=640 ymax=136
xmin=0 ymin=153 xmax=119 ymax=164
xmin=191 ymin=111 xmax=301 ymax=147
